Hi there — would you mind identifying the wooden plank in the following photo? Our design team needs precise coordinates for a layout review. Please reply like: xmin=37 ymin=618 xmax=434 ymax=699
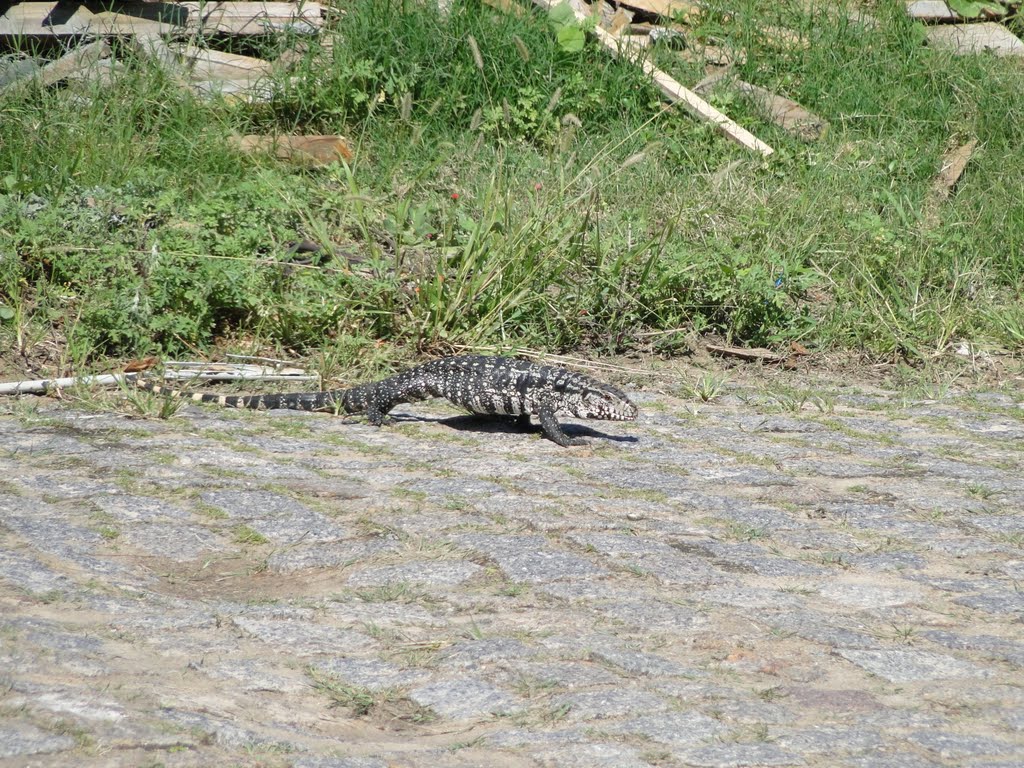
xmin=229 ymin=135 xmax=354 ymax=165
xmin=133 ymin=33 xmax=192 ymax=89
xmin=906 ymin=1 xmax=956 ymax=22
xmin=176 ymin=2 xmax=324 ymax=35
xmin=706 ymin=344 xmax=784 ymax=363
xmin=1 ymin=39 xmax=110 ymax=93
xmin=926 ymin=22 xmax=1024 ymax=56
xmin=535 ymin=0 xmax=773 ymax=156
xmin=735 ymin=80 xmax=828 ymax=142
xmin=0 ymin=2 xmax=323 ymax=38
xmin=173 ymin=44 xmax=274 ymax=83
xmin=932 ymin=138 xmax=977 ymax=199
xmin=924 ymin=138 xmax=977 ymax=225
xmin=617 ymin=0 xmax=701 ymax=22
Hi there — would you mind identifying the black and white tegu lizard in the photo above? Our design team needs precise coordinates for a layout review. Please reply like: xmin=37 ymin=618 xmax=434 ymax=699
xmin=136 ymin=355 xmax=638 ymax=446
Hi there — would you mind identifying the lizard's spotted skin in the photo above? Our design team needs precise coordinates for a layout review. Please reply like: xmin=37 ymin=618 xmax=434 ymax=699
xmin=136 ymin=355 xmax=638 ymax=447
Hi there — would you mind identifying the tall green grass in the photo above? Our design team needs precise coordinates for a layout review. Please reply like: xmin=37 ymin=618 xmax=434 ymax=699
xmin=1 ymin=0 xmax=1022 ymax=374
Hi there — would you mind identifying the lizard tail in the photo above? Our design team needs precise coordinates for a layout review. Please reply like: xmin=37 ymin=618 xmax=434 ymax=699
xmin=135 ymin=379 xmax=347 ymax=412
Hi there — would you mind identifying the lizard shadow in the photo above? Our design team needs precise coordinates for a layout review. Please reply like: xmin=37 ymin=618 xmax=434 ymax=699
xmin=412 ymin=414 xmax=638 ymax=444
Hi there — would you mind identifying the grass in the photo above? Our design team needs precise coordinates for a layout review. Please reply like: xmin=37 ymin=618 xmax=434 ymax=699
xmin=1 ymin=0 xmax=1023 ymax=379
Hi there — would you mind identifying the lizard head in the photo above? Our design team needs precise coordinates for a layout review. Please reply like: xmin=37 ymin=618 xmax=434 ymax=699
xmin=575 ymin=383 xmax=639 ymax=421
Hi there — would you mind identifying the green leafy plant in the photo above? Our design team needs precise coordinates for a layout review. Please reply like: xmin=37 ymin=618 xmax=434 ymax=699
xmin=548 ymin=3 xmax=589 ymax=53
xmin=947 ymin=0 xmax=1008 ymax=18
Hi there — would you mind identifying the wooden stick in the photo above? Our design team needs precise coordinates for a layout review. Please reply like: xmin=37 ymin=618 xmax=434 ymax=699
xmin=531 ymin=0 xmax=773 ymax=156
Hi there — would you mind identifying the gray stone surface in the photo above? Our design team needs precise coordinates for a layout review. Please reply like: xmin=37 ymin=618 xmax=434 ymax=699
xmin=609 ymin=709 xmax=726 ymax=746
xmin=408 ymin=679 xmax=520 ymax=719
xmin=836 ymin=649 xmax=991 ymax=682
xmin=0 ymin=722 xmax=76 ymax=759
xmin=679 ymin=743 xmax=805 ymax=767
xmin=2 ymin=375 xmax=1024 ymax=765
xmin=232 ymin=617 xmax=375 ymax=656
xmin=345 ymin=560 xmax=482 ymax=587
xmin=551 ymin=688 xmax=670 ymax=721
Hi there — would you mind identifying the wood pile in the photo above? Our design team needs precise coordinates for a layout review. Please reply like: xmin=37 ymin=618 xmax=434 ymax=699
xmin=0 ymin=2 xmax=326 ymax=103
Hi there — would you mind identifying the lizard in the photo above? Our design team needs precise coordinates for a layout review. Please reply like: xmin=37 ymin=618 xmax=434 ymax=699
xmin=135 ymin=355 xmax=638 ymax=447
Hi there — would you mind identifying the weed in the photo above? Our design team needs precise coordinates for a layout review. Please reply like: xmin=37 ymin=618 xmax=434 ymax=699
xmin=96 ymin=526 xmax=120 ymax=541
xmin=723 ymin=522 xmax=770 ymax=542
xmin=233 ymin=525 xmax=269 ymax=545
xmin=194 ymin=503 xmax=229 ymax=520
xmin=966 ymin=482 xmax=998 ymax=500
xmin=354 ymin=582 xmax=424 ymax=604
xmin=691 ymin=372 xmax=729 ymax=402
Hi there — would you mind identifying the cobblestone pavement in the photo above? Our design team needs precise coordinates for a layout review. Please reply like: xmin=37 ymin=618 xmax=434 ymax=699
xmin=2 ymin=375 xmax=1023 ymax=767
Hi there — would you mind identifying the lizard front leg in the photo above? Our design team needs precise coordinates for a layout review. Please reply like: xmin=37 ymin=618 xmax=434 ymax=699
xmin=538 ymin=403 xmax=586 ymax=447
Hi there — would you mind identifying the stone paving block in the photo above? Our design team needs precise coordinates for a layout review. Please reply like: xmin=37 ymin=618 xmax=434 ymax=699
xmin=0 ymin=721 xmax=76 ymax=759
xmin=11 ymin=472 xmax=120 ymax=499
xmin=91 ymin=494 xmax=192 ymax=522
xmin=451 ymin=534 xmax=607 ymax=582
xmin=920 ymin=630 xmax=1024 ymax=667
xmin=440 ymin=638 xmax=536 ymax=668
xmin=842 ymin=756 xmax=943 ymax=768
xmin=595 ymin=598 xmax=705 ymax=630
xmin=678 ymin=742 xmax=805 ymax=767
xmin=847 ymin=551 xmax=928 ymax=572
xmin=764 ymin=612 xmax=886 ymax=649
xmin=588 ymin=646 xmax=695 ymax=677
xmin=157 ymin=707 xmax=297 ymax=751
xmin=954 ymin=590 xmax=1024 ymax=615
xmin=609 ymin=710 xmax=726 ymax=746
xmin=345 ymin=560 xmax=482 ymax=588
xmin=124 ymin=522 xmax=225 ymax=561
xmin=836 ymin=649 xmax=992 ymax=682
xmin=8 ymin=683 xmax=127 ymax=723
xmin=267 ymin=539 xmax=397 ymax=573
xmin=2 ymin=617 xmax=109 ymax=676
xmin=408 ymin=678 xmax=520 ymax=719
xmin=682 ymin=540 xmax=829 ymax=577
xmin=201 ymin=489 xmax=348 ymax=544
xmin=698 ymin=697 xmax=795 ymax=725
xmin=531 ymin=742 xmax=655 ymax=767
xmin=817 ymin=581 xmax=925 ymax=610
xmin=572 ymin=532 xmax=726 ymax=585
xmin=486 ymin=727 xmax=591 ymax=748
xmin=0 ymin=548 xmax=76 ymax=595
xmin=310 ymin=657 xmax=430 ymax=690
xmin=1003 ymin=708 xmax=1024 ymax=731
xmin=697 ymin=586 xmax=806 ymax=610
xmin=232 ymin=617 xmax=375 ymax=656
xmin=292 ymin=757 xmax=389 ymax=768
xmin=196 ymin=658 xmax=309 ymax=693
xmin=774 ymin=725 xmax=884 ymax=753
xmin=328 ymin=600 xmax=449 ymax=629
xmin=966 ymin=514 xmax=1024 ymax=535
xmin=778 ymin=686 xmax=883 ymax=713
xmin=550 ymin=688 xmax=670 ymax=721
xmin=905 ymin=731 xmax=1021 ymax=759
xmin=508 ymin=661 xmax=620 ymax=689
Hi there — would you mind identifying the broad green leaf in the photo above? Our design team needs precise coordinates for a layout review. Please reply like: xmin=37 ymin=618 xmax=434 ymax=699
xmin=557 ymin=26 xmax=586 ymax=53
xmin=548 ymin=2 xmax=577 ymax=29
